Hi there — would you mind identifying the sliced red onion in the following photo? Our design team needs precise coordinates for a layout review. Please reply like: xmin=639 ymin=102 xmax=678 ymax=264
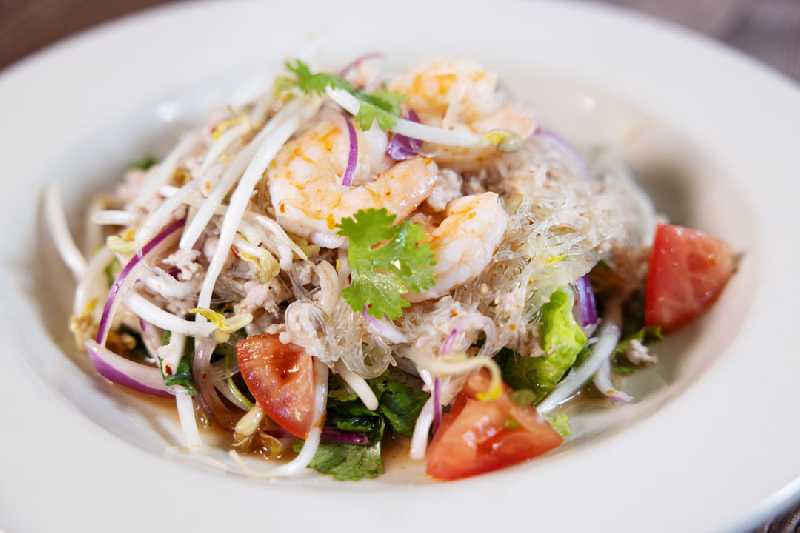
xmin=341 ymin=114 xmax=358 ymax=186
xmin=266 ymin=427 xmax=369 ymax=446
xmin=339 ymin=52 xmax=384 ymax=77
xmin=85 ymin=340 xmax=171 ymax=398
xmin=535 ymin=129 xmax=593 ymax=181
xmin=386 ymin=110 xmax=422 ymax=161
xmin=96 ymin=217 xmax=185 ymax=346
xmin=440 ymin=328 xmax=459 ymax=355
xmin=573 ymin=275 xmax=598 ymax=327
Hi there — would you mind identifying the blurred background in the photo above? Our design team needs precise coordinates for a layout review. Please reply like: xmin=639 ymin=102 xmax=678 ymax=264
xmin=1 ymin=0 xmax=799 ymax=78
xmin=0 ymin=0 xmax=798 ymax=531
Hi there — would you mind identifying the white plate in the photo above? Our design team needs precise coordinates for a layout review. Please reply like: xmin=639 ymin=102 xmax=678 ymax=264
xmin=1 ymin=1 xmax=798 ymax=531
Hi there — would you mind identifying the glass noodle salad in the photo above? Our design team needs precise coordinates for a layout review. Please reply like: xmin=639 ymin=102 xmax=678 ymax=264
xmin=45 ymin=55 xmax=736 ymax=481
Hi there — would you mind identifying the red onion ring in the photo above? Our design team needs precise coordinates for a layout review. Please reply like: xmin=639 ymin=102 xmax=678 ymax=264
xmin=341 ymin=113 xmax=358 ymax=186
xmin=85 ymin=340 xmax=171 ymax=398
xmin=96 ymin=217 xmax=186 ymax=346
xmin=534 ymin=128 xmax=593 ymax=181
xmin=386 ymin=110 xmax=422 ymax=161
xmin=440 ymin=328 xmax=459 ymax=356
xmin=573 ymin=275 xmax=598 ymax=327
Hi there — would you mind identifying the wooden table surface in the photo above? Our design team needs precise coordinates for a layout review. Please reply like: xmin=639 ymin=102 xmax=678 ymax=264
xmin=1 ymin=1 xmax=798 ymax=531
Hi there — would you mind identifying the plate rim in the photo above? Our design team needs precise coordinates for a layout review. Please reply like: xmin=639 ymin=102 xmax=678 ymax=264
xmin=1 ymin=1 xmax=799 ymax=532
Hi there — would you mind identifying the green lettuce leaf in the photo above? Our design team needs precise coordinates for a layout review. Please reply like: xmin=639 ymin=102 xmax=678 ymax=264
xmin=498 ymin=287 xmax=588 ymax=401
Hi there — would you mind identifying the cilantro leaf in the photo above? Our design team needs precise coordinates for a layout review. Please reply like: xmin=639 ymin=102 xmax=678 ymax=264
xmin=353 ymin=90 xmax=405 ymax=130
xmin=354 ymin=101 xmax=398 ymax=131
xmin=362 ymin=90 xmax=405 ymax=114
xmin=338 ymin=208 xmax=435 ymax=320
xmin=285 ymin=59 xmax=352 ymax=95
xmin=284 ymin=59 xmax=404 ymax=131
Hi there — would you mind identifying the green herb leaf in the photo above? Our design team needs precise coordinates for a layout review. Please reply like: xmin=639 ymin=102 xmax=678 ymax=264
xmin=326 ymin=376 xmax=384 ymax=443
xmin=272 ymin=75 xmax=297 ymax=98
xmin=104 ymin=258 xmax=121 ymax=288
xmin=497 ymin=287 xmax=588 ymax=401
xmin=369 ymin=368 xmax=429 ymax=437
xmin=163 ymin=353 xmax=197 ymax=395
xmin=298 ymin=394 xmax=385 ymax=481
xmin=284 ymin=59 xmax=403 ymax=131
xmin=353 ymin=90 xmax=405 ymax=130
xmin=286 ymin=59 xmax=352 ymax=95
xmin=546 ymin=414 xmax=571 ymax=437
xmin=614 ymin=326 xmax=663 ymax=356
xmin=354 ymin=101 xmax=398 ymax=131
xmin=611 ymin=326 xmax=662 ymax=375
xmin=131 ymin=156 xmax=158 ymax=171
xmin=327 ymin=374 xmax=359 ymax=403
xmin=297 ymin=439 xmax=384 ymax=481
xmin=538 ymin=288 xmax=589 ymax=380
xmin=338 ymin=208 xmax=436 ymax=320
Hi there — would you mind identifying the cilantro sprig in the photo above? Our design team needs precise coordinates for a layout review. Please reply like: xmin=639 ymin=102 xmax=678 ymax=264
xmin=337 ymin=208 xmax=436 ymax=320
xmin=285 ymin=59 xmax=352 ymax=95
xmin=282 ymin=59 xmax=405 ymax=131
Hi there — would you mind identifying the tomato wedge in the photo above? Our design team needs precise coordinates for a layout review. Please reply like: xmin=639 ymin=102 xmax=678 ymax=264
xmin=236 ymin=334 xmax=315 ymax=438
xmin=426 ymin=374 xmax=563 ymax=481
xmin=645 ymin=224 xmax=734 ymax=333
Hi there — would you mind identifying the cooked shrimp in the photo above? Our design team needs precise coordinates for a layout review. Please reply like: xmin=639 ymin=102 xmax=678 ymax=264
xmin=389 ymin=59 xmax=498 ymax=126
xmin=267 ymin=117 xmax=438 ymax=246
xmin=408 ymin=192 xmax=509 ymax=302
xmin=389 ymin=59 xmax=536 ymax=171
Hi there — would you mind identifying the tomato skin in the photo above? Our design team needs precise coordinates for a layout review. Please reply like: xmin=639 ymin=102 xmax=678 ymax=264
xmin=645 ymin=224 xmax=734 ymax=333
xmin=236 ymin=334 xmax=315 ymax=438
xmin=426 ymin=376 xmax=563 ymax=481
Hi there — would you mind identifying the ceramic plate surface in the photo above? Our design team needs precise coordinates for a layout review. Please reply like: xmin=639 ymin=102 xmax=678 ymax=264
xmin=0 ymin=1 xmax=798 ymax=532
